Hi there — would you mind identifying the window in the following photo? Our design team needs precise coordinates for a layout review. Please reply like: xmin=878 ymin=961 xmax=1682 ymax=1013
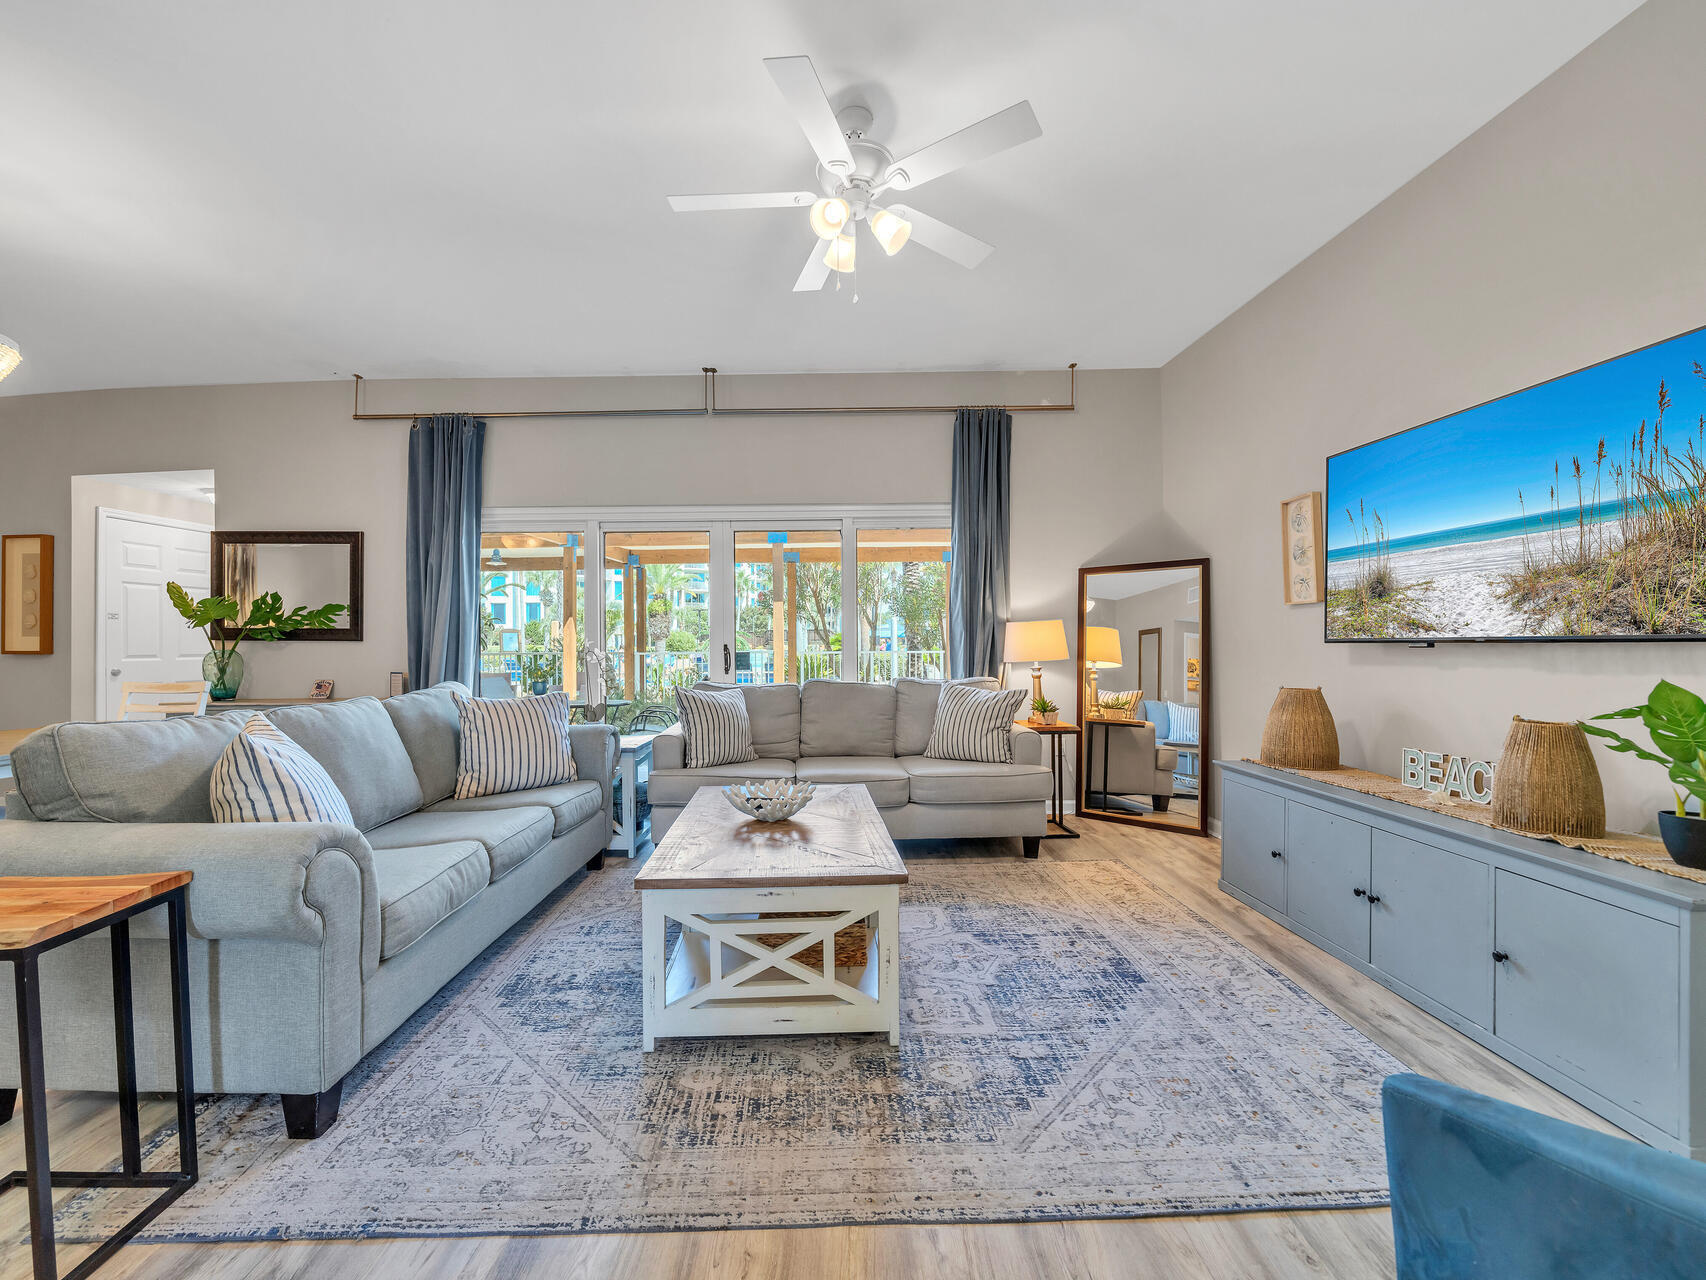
xmin=480 ymin=507 xmax=949 ymax=727
xmin=856 ymin=528 xmax=951 ymax=681
xmin=479 ymin=532 xmax=584 ymax=699
xmin=734 ymin=528 xmax=842 ymax=683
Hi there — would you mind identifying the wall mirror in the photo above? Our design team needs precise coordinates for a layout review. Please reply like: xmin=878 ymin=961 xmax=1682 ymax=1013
xmin=1077 ymin=558 xmax=1209 ymax=836
xmin=210 ymin=531 xmax=364 ymax=641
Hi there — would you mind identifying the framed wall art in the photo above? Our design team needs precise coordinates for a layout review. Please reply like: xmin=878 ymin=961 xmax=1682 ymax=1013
xmin=2 ymin=534 xmax=54 ymax=654
xmin=1281 ymin=492 xmax=1325 ymax=605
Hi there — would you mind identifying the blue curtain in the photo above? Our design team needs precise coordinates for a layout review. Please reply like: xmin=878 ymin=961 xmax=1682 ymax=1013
xmin=949 ymin=406 xmax=1012 ymax=678
xmin=406 ymin=414 xmax=485 ymax=689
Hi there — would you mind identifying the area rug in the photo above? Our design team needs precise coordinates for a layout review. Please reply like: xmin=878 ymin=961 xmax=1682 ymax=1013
xmin=79 ymin=857 xmax=1406 ymax=1241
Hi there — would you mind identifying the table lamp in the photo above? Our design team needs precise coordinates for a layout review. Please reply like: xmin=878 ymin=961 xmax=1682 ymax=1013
xmin=1084 ymin=625 xmax=1123 ymax=716
xmin=1004 ymin=619 xmax=1069 ymax=705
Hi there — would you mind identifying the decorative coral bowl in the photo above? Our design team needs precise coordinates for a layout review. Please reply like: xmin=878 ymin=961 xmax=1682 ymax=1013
xmin=723 ymin=778 xmax=816 ymax=823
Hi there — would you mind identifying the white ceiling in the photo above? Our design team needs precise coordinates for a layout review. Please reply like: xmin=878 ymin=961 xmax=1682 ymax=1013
xmin=0 ymin=0 xmax=1640 ymax=397
xmin=1089 ymin=567 xmax=1200 ymax=601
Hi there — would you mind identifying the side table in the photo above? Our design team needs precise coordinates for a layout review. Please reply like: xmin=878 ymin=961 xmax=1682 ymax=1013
xmin=1020 ymin=720 xmax=1081 ymax=839
xmin=610 ymin=733 xmax=655 ymax=857
xmin=1 ymin=874 xmax=199 ymax=1280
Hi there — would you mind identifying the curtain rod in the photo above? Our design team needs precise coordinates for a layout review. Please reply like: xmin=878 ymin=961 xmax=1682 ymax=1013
xmin=350 ymin=364 xmax=1076 ymax=421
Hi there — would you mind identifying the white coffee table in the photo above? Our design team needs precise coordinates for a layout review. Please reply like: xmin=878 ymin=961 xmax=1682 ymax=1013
xmin=635 ymin=783 xmax=907 ymax=1052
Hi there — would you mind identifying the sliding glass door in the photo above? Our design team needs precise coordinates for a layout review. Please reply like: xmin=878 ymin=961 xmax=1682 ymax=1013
xmin=479 ymin=508 xmax=948 ymax=727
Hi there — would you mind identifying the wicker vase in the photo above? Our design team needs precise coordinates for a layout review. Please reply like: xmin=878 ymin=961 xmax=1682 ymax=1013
xmin=1490 ymin=717 xmax=1605 ymax=839
xmin=1259 ymin=687 xmax=1340 ymax=769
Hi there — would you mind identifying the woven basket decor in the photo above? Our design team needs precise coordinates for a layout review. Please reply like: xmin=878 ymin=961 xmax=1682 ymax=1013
xmin=1490 ymin=716 xmax=1606 ymax=840
xmin=1259 ymin=687 xmax=1341 ymax=770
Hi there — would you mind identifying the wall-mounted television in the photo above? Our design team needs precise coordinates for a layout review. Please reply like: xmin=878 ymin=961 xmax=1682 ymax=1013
xmin=1325 ymin=325 xmax=1706 ymax=642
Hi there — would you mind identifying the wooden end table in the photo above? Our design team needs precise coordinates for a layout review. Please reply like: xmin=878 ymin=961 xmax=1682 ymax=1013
xmin=635 ymin=784 xmax=907 ymax=1052
xmin=1021 ymin=719 xmax=1081 ymax=839
xmin=1 ymin=874 xmax=198 ymax=1280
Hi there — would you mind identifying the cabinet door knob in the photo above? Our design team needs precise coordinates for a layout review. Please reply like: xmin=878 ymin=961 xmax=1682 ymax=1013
xmin=1492 ymin=950 xmax=1510 ymax=963
xmin=1270 ymin=849 xmax=1283 ymax=859
xmin=1352 ymin=887 xmax=1366 ymax=897
xmin=1366 ymin=893 xmax=1381 ymax=904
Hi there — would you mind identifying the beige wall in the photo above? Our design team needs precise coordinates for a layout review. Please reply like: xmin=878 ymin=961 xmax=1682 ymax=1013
xmin=67 ymin=477 xmax=214 ymax=722
xmin=0 ymin=369 xmax=1157 ymax=750
xmin=1159 ymin=0 xmax=1706 ymax=832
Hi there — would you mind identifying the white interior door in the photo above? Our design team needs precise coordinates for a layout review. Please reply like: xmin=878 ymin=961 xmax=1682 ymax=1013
xmin=97 ymin=508 xmax=214 ymax=721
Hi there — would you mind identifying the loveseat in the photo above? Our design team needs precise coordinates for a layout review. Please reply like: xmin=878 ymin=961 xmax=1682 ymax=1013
xmin=650 ymin=678 xmax=1051 ymax=855
xmin=0 ymin=683 xmax=616 ymax=1138
xmin=1086 ymin=718 xmax=1178 ymax=811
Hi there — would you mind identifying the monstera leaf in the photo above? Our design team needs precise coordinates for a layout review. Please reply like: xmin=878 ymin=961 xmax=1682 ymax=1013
xmin=166 ymin=582 xmax=347 ymax=648
xmin=1582 ymin=680 xmax=1706 ymax=812
xmin=166 ymin=582 xmax=240 ymax=630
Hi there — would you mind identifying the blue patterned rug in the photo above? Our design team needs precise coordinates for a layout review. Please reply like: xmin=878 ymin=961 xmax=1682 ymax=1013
xmin=81 ymin=856 xmax=1404 ymax=1240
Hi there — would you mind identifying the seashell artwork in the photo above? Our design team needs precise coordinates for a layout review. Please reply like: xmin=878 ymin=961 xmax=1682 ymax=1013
xmin=723 ymin=778 xmax=817 ymax=822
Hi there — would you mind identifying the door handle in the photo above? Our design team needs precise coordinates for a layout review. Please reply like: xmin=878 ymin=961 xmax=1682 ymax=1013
xmin=723 ymin=643 xmax=731 ymax=674
xmin=1269 ymin=849 xmax=1283 ymax=859
xmin=110 ymin=668 xmax=122 ymax=677
xmin=1492 ymin=950 xmax=1510 ymax=963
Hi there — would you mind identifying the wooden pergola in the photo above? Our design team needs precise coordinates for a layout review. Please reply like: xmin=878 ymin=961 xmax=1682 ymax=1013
xmin=483 ymin=529 xmax=950 ymax=695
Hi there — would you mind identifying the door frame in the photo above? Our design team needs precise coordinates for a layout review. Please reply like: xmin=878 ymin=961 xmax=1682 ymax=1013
xmin=484 ymin=504 xmax=950 ymax=700
xmin=94 ymin=507 xmax=215 ymax=722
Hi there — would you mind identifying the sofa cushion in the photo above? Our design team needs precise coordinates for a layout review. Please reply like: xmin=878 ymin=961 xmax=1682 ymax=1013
xmin=925 ymin=684 xmax=1028 ymax=764
xmin=383 ymin=681 xmax=467 ymax=806
xmin=210 ymin=714 xmax=356 ymax=825
xmin=368 ymin=805 xmax=553 ymax=881
xmin=428 ymin=779 xmax=604 ymax=838
xmin=649 ymin=759 xmax=794 ymax=807
xmin=12 ymin=715 xmax=243 ymax=823
xmin=898 ymin=756 xmax=1053 ymax=804
xmin=799 ymin=680 xmax=897 ymax=757
xmin=267 ymin=698 xmax=425 ymax=832
xmin=741 ymin=683 xmax=802 ymax=758
xmin=674 ymin=685 xmax=758 ymax=768
xmin=794 ymin=756 xmax=910 ymax=808
xmin=893 ymin=677 xmax=998 ymax=758
xmin=369 ymin=840 xmax=489 ymax=959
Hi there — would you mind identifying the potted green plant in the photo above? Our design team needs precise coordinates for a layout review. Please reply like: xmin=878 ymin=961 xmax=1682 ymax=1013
xmin=167 ymin=583 xmax=348 ymax=700
xmin=522 ymin=649 xmax=563 ymax=696
xmin=1031 ymin=694 xmax=1059 ymax=726
xmin=1580 ymin=679 xmax=1706 ymax=867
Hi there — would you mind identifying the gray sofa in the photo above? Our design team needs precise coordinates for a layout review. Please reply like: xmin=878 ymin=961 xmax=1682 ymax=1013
xmin=1089 ymin=719 xmax=1179 ymax=811
xmin=0 ymin=683 xmax=616 ymax=1138
xmin=651 ymin=678 xmax=1051 ymax=854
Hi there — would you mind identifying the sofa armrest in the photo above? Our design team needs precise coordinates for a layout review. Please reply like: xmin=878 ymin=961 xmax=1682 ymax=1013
xmin=653 ymin=723 xmax=686 ymax=771
xmin=0 ymin=821 xmax=381 ymax=976
xmin=1156 ymin=745 xmax=1179 ymax=773
xmin=1011 ymin=725 xmax=1043 ymax=766
xmin=567 ymin=723 xmax=620 ymax=831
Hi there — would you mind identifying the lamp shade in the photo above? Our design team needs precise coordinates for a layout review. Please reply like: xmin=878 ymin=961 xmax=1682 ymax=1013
xmin=1084 ymin=625 xmax=1123 ymax=668
xmin=823 ymin=233 xmax=856 ymax=273
xmin=1004 ymin=619 xmax=1068 ymax=664
xmin=809 ymin=197 xmax=850 ymax=239
xmin=868 ymin=206 xmax=912 ymax=255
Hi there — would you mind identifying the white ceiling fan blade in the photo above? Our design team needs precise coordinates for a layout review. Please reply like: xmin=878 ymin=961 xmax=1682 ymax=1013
xmin=793 ymin=238 xmax=833 ymax=292
xmin=885 ymin=204 xmax=994 ymax=269
xmin=667 ymin=191 xmax=817 ymax=212
xmin=884 ymin=101 xmax=1042 ymax=191
xmin=764 ymin=56 xmax=855 ymax=176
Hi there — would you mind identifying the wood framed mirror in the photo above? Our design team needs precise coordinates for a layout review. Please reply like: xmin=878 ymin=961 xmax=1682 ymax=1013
xmin=1077 ymin=557 xmax=1210 ymax=836
xmin=210 ymin=531 xmax=364 ymax=642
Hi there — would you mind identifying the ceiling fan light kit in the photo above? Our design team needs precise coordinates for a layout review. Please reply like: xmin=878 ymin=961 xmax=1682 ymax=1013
xmin=666 ymin=54 xmax=1041 ymax=295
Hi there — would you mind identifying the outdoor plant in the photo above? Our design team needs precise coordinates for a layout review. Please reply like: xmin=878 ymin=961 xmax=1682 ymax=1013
xmin=1579 ymin=679 xmax=1706 ymax=817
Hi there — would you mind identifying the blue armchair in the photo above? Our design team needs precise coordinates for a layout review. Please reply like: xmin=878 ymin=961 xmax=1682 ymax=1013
xmin=1383 ymin=1073 xmax=1706 ymax=1279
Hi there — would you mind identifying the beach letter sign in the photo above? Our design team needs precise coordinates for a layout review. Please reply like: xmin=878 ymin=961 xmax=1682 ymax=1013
xmin=1401 ymin=748 xmax=1494 ymax=804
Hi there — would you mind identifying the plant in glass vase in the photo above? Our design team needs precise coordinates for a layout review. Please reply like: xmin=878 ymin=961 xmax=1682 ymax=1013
xmin=167 ymin=583 xmax=348 ymax=700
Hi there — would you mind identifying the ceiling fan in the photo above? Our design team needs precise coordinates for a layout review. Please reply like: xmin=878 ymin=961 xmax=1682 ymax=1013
xmin=667 ymin=56 xmax=1042 ymax=293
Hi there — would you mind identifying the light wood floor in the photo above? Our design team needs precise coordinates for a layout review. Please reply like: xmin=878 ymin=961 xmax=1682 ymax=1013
xmin=1 ymin=821 xmax=1624 ymax=1280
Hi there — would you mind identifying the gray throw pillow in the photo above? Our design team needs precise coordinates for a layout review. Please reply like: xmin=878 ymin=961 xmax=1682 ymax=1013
xmin=924 ymin=684 xmax=1028 ymax=764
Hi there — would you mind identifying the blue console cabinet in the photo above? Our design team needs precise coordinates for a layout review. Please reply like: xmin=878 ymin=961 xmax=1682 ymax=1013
xmin=1218 ymin=760 xmax=1706 ymax=1158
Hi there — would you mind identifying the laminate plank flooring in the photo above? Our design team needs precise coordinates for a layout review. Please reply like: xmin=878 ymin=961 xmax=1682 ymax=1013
xmin=1 ymin=820 xmax=1624 ymax=1280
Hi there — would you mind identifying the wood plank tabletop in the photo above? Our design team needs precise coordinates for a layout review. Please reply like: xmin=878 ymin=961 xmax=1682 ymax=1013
xmin=636 ymin=784 xmax=907 ymax=890
xmin=0 ymin=726 xmax=44 ymax=758
xmin=0 ymin=872 xmax=193 ymax=951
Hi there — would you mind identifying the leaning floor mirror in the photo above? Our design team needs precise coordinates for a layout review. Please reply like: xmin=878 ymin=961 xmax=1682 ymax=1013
xmin=1077 ymin=558 xmax=1210 ymax=836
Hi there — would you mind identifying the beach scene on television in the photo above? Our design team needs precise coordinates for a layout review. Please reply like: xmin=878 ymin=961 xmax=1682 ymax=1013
xmin=1326 ymin=327 xmax=1706 ymax=640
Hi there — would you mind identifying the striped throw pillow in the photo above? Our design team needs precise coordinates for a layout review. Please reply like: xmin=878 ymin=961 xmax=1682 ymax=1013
xmin=924 ymin=684 xmax=1028 ymax=764
xmin=452 ymin=691 xmax=577 ymax=799
xmin=674 ymin=685 xmax=758 ymax=769
xmin=211 ymin=714 xmax=355 ymax=824
xmin=1166 ymin=701 xmax=1200 ymax=744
